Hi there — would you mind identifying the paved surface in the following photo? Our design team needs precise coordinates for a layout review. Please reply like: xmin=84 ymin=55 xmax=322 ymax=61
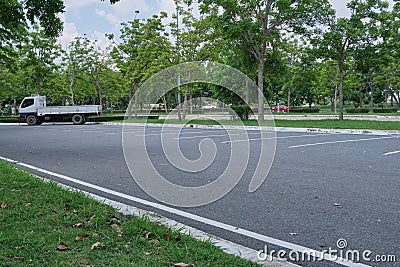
xmin=0 ymin=123 xmax=399 ymax=266
xmin=160 ymin=113 xmax=400 ymax=121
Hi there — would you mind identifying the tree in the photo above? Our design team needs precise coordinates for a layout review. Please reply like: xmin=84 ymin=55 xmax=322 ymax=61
xmin=110 ymin=12 xmax=173 ymax=118
xmin=20 ymin=25 xmax=62 ymax=95
xmin=316 ymin=0 xmax=390 ymax=119
xmin=190 ymin=0 xmax=333 ymax=122
xmin=0 ymin=0 xmax=64 ymax=63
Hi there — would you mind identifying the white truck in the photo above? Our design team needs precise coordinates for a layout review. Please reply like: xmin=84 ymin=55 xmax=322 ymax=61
xmin=18 ymin=95 xmax=102 ymax=125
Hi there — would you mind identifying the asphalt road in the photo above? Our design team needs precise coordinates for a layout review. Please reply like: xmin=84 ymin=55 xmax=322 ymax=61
xmin=0 ymin=123 xmax=399 ymax=266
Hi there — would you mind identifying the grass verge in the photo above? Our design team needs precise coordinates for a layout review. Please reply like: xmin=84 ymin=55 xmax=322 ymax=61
xmin=121 ymin=118 xmax=400 ymax=131
xmin=0 ymin=161 xmax=259 ymax=266
xmin=274 ymin=119 xmax=400 ymax=130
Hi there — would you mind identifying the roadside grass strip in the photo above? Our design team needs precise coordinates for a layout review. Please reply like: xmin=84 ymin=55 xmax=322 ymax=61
xmin=0 ymin=161 xmax=260 ymax=267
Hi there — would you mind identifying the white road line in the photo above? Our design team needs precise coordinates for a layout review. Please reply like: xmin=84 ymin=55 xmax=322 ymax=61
xmin=383 ymin=150 xmax=400 ymax=156
xmin=223 ymin=133 xmax=333 ymax=144
xmin=135 ymin=130 xmax=229 ymax=137
xmin=174 ymin=133 xmax=242 ymax=140
xmin=0 ymin=155 xmax=370 ymax=267
xmin=288 ymin=136 xmax=397 ymax=149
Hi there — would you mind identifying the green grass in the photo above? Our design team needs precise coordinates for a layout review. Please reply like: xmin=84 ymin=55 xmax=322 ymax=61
xmin=0 ymin=161 xmax=259 ymax=267
xmin=274 ymin=119 xmax=400 ymax=130
xmin=121 ymin=118 xmax=400 ymax=130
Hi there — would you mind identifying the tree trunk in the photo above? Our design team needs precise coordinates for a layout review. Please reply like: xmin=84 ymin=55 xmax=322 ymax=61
xmin=338 ymin=62 xmax=345 ymax=120
xmin=128 ymin=83 xmax=133 ymax=119
xmin=134 ymin=81 xmax=138 ymax=119
xmin=370 ymin=85 xmax=374 ymax=111
xmin=287 ymin=88 xmax=291 ymax=113
xmin=69 ymin=72 xmax=75 ymax=105
xmin=245 ymin=78 xmax=250 ymax=105
xmin=162 ymin=89 xmax=168 ymax=113
xmin=257 ymin=51 xmax=266 ymax=123
xmin=36 ymin=72 xmax=41 ymax=95
xmin=13 ymin=98 xmax=17 ymax=115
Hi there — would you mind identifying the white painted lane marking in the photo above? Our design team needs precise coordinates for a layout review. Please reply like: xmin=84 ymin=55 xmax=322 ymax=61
xmin=174 ymin=133 xmax=242 ymax=140
xmin=0 ymin=155 xmax=370 ymax=267
xmin=223 ymin=133 xmax=334 ymax=144
xmin=288 ymin=136 xmax=397 ymax=149
xmin=383 ymin=150 xmax=400 ymax=156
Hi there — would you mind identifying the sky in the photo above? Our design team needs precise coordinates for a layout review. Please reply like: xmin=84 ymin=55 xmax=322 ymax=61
xmin=57 ymin=0 xmax=394 ymax=50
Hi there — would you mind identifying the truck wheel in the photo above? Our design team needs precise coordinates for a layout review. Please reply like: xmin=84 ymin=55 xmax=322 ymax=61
xmin=72 ymin=114 xmax=85 ymax=125
xmin=26 ymin=115 xmax=37 ymax=126
xmin=36 ymin=117 xmax=43 ymax=125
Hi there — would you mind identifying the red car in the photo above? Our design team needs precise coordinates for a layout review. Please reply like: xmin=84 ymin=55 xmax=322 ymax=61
xmin=271 ymin=105 xmax=288 ymax=112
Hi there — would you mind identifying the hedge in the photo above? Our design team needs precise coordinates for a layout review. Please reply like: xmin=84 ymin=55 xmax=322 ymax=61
xmin=230 ymin=105 xmax=252 ymax=120
xmin=346 ymin=108 xmax=369 ymax=113
xmin=289 ymin=108 xmax=320 ymax=113
xmin=372 ymin=108 xmax=398 ymax=113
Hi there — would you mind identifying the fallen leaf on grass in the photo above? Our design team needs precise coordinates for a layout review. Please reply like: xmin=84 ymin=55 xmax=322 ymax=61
xmin=165 ymin=230 xmax=170 ymax=241
xmin=145 ymin=231 xmax=152 ymax=240
xmin=75 ymin=233 xmax=89 ymax=241
xmin=148 ymin=239 xmax=159 ymax=244
xmin=73 ymin=209 xmax=80 ymax=215
xmin=1 ymin=202 xmax=7 ymax=209
xmin=50 ymin=218 xmax=56 ymax=223
xmin=117 ymin=233 xmax=124 ymax=237
xmin=57 ymin=242 xmax=71 ymax=251
xmin=65 ymin=203 xmax=70 ymax=211
xmin=73 ymin=222 xmax=84 ymax=227
xmin=111 ymin=224 xmax=122 ymax=233
xmin=143 ymin=252 xmax=152 ymax=255
xmin=25 ymin=203 xmax=31 ymax=206
xmin=175 ymin=234 xmax=181 ymax=241
xmin=91 ymin=242 xmax=104 ymax=250
xmin=87 ymin=215 xmax=95 ymax=223
xmin=13 ymin=256 xmax=24 ymax=260
xmin=15 ymin=246 xmax=25 ymax=249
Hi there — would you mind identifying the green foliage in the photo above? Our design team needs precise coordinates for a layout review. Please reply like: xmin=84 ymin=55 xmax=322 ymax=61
xmin=373 ymin=108 xmax=398 ymax=113
xmin=346 ymin=108 xmax=369 ymax=113
xmin=290 ymin=108 xmax=320 ymax=113
xmin=230 ymin=105 xmax=253 ymax=121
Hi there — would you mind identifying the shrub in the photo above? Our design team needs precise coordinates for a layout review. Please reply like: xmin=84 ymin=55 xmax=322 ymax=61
xmin=346 ymin=108 xmax=369 ymax=114
xmin=373 ymin=108 xmax=398 ymax=113
xmin=289 ymin=108 xmax=320 ymax=113
xmin=230 ymin=105 xmax=252 ymax=120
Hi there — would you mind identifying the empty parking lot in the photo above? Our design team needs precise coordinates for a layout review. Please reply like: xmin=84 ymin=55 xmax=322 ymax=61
xmin=0 ymin=123 xmax=398 ymax=266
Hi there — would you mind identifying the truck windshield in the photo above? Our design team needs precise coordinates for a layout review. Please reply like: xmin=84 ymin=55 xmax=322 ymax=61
xmin=21 ymin=99 xmax=34 ymax=108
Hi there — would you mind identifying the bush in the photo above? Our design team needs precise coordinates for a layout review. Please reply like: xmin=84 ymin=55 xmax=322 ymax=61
xmin=230 ymin=105 xmax=252 ymax=120
xmin=289 ymin=108 xmax=320 ymax=113
xmin=373 ymin=108 xmax=398 ymax=113
xmin=346 ymin=108 xmax=369 ymax=114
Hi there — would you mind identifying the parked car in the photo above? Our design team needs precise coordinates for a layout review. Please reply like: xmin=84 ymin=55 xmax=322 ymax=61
xmin=201 ymin=104 xmax=216 ymax=109
xmin=271 ymin=105 xmax=288 ymax=112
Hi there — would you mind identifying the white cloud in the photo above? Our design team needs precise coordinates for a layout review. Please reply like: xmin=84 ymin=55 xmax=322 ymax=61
xmin=57 ymin=14 xmax=80 ymax=49
xmin=93 ymin=30 xmax=113 ymax=50
xmin=111 ymin=0 xmax=151 ymax=17
xmin=96 ymin=8 xmax=121 ymax=25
